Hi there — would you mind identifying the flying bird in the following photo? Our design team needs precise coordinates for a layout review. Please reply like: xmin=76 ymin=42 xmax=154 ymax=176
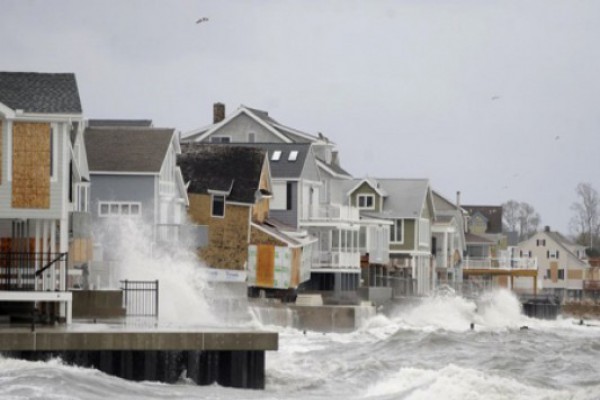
xmin=555 ymin=135 xmax=560 ymax=140
xmin=196 ymin=17 xmax=209 ymax=24
xmin=491 ymin=95 xmax=500 ymax=101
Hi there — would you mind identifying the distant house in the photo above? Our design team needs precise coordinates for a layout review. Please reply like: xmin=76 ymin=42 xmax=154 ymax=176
xmin=516 ymin=226 xmax=589 ymax=300
xmin=342 ymin=178 xmax=435 ymax=296
xmin=0 ymin=71 xmax=91 ymax=323
xmin=462 ymin=205 xmax=507 ymax=260
xmin=432 ymin=191 xmax=467 ymax=285
xmin=85 ymin=122 xmax=190 ymax=283
xmin=178 ymin=144 xmax=315 ymax=296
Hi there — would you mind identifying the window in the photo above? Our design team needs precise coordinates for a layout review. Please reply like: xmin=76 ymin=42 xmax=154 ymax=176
xmin=558 ymin=269 xmax=565 ymax=280
xmin=271 ymin=150 xmax=282 ymax=161
xmin=211 ymin=195 xmax=225 ymax=217
xmin=210 ymin=136 xmax=231 ymax=143
xmin=357 ymin=194 xmax=375 ymax=209
xmin=419 ymin=218 xmax=430 ymax=246
xmin=288 ymin=150 xmax=298 ymax=161
xmin=545 ymin=269 xmax=551 ymax=279
xmin=98 ymin=201 xmax=142 ymax=217
xmin=286 ymin=182 xmax=293 ymax=210
xmin=390 ymin=219 xmax=403 ymax=243
xmin=248 ymin=132 xmax=255 ymax=142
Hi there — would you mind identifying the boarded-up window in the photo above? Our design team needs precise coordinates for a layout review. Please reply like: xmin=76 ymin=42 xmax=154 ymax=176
xmin=256 ymin=244 xmax=275 ymax=287
xmin=11 ymin=122 xmax=51 ymax=209
xmin=0 ymin=120 xmax=3 ymax=185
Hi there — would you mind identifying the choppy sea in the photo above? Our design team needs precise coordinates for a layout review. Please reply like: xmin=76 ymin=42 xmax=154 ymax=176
xmin=0 ymin=290 xmax=599 ymax=400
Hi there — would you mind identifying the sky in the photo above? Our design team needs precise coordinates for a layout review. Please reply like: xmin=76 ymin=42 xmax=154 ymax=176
xmin=1 ymin=0 xmax=599 ymax=235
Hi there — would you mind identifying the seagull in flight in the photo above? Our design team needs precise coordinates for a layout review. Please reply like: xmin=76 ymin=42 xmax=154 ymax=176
xmin=491 ymin=95 xmax=500 ymax=101
xmin=196 ymin=17 xmax=209 ymax=24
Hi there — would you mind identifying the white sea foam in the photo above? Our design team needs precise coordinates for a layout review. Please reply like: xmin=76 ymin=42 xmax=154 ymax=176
xmin=364 ymin=364 xmax=569 ymax=400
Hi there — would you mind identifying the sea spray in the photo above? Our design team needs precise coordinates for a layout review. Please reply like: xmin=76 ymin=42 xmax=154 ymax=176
xmin=389 ymin=289 xmax=529 ymax=332
xmin=93 ymin=217 xmax=226 ymax=326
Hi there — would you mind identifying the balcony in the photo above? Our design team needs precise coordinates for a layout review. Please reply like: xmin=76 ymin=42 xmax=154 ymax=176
xmin=302 ymin=204 xmax=360 ymax=224
xmin=463 ymin=257 xmax=538 ymax=270
xmin=312 ymin=250 xmax=361 ymax=271
xmin=583 ymin=280 xmax=600 ymax=291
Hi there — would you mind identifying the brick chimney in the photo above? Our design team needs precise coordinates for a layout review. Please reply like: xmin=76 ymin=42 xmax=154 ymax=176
xmin=213 ymin=102 xmax=225 ymax=124
xmin=544 ymin=226 xmax=551 ymax=232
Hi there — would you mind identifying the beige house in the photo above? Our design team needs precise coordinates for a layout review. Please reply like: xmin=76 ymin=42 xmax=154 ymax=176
xmin=515 ymin=226 xmax=589 ymax=300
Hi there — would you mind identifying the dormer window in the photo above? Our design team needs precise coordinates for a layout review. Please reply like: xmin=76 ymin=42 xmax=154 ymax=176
xmin=357 ymin=194 xmax=375 ymax=210
xmin=271 ymin=150 xmax=282 ymax=161
xmin=211 ymin=195 xmax=225 ymax=217
xmin=288 ymin=150 xmax=298 ymax=161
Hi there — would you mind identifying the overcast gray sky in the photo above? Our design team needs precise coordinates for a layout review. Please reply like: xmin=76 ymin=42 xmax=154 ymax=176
xmin=2 ymin=0 xmax=598 ymax=234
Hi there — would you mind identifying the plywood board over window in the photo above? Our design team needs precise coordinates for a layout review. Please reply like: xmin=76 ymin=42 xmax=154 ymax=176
xmin=0 ymin=120 xmax=3 ymax=185
xmin=12 ymin=122 xmax=51 ymax=209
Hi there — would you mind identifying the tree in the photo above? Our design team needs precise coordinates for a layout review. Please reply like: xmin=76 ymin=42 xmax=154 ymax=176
xmin=570 ymin=182 xmax=600 ymax=250
xmin=502 ymin=200 xmax=541 ymax=241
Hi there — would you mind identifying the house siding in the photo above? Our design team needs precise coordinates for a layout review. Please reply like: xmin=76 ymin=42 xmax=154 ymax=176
xmin=188 ymin=193 xmax=250 ymax=270
xmin=270 ymin=181 xmax=298 ymax=227
xmin=351 ymin=182 xmax=381 ymax=212
xmin=250 ymin=226 xmax=286 ymax=247
xmin=0 ymin=120 xmax=3 ymax=185
xmin=89 ymin=174 xmax=156 ymax=224
xmin=252 ymin=161 xmax=271 ymax=223
xmin=390 ymin=219 xmax=415 ymax=252
xmin=0 ymin=120 xmax=67 ymax=219
xmin=201 ymin=113 xmax=284 ymax=143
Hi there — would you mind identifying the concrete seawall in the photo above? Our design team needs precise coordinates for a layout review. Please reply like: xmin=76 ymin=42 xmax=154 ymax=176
xmin=0 ymin=328 xmax=278 ymax=389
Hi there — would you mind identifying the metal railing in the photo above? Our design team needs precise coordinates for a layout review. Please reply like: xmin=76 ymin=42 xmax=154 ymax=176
xmin=120 ymin=280 xmax=159 ymax=318
xmin=463 ymin=257 xmax=537 ymax=270
xmin=0 ymin=252 xmax=68 ymax=291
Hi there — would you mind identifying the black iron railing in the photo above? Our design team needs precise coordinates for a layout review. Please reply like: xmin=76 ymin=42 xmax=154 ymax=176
xmin=0 ymin=252 xmax=68 ymax=291
xmin=120 ymin=279 xmax=159 ymax=318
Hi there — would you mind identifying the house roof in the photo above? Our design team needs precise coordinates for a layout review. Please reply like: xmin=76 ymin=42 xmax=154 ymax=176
xmin=315 ymin=157 xmax=352 ymax=178
xmin=463 ymin=205 xmax=503 ymax=233
xmin=179 ymin=144 xmax=266 ymax=204
xmin=226 ymin=143 xmax=312 ymax=179
xmin=465 ymin=232 xmax=494 ymax=245
xmin=348 ymin=178 xmax=432 ymax=219
xmin=0 ymin=71 xmax=82 ymax=114
xmin=88 ymin=119 xmax=153 ymax=128
xmin=85 ymin=127 xmax=174 ymax=173
xmin=183 ymin=105 xmax=322 ymax=144
xmin=432 ymin=190 xmax=463 ymax=214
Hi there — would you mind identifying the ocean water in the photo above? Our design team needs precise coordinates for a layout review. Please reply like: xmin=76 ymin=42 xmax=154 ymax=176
xmin=1 ymin=290 xmax=599 ymax=400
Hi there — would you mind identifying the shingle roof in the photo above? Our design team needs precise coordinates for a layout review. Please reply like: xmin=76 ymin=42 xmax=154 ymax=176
xmin=346 ymin=178 xmax=431 ymax=219
xmin=226 ymin=143 xmax=311 ymax=178
xmin=88 ymin=119 xmax=153 ymax=128
xmin=0 ymin=72 xmax=82 ymax=113
xmin=316 ymin=157 xmax=352 ymax=178
xmin=85 ymin=127 xmax=174 ymax=173
xmin=179 ymin=144 xmax=266 ymax=204
xmin=465 ymin=232 xmax=495 ymax=244
xmin=463 ymin=205 xmax=503 ymax=233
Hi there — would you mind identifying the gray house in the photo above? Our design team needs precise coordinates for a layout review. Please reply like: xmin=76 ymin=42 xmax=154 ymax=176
xmin=0 ymin=71 xmax=91 ymax=323
xmin=85 ymin=123 xmax=190 ymax=284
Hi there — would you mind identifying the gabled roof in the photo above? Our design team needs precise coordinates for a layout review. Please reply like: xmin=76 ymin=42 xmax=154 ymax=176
xmin=465 ymin=232 xmax=494 ymax=245
xmin=346 ymin=178 xmax=432 ymax=219
xmin=179 ymin=144 xmax=267 ymax=204
xmin=432 ymin=190 xmax=465 ymax=214
xmin=225 ymin=143 xmax=312 ymax=179
xmin=463 ymin=205 xmax=503 ymax=234
xmin=315 ymin=157 xmax=352 ymax=179
xmin=88 ymin=119 xmax=153 ymax=128
xmin=183 ymin=105 xmax=322 ymax=144
xmin=85 ymin=127 xmax=174 ymax=173
xmin=0 ymin=72 xmax=82 ymax=114
xmin=346 ymin=178 xmax=388 ymax=197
